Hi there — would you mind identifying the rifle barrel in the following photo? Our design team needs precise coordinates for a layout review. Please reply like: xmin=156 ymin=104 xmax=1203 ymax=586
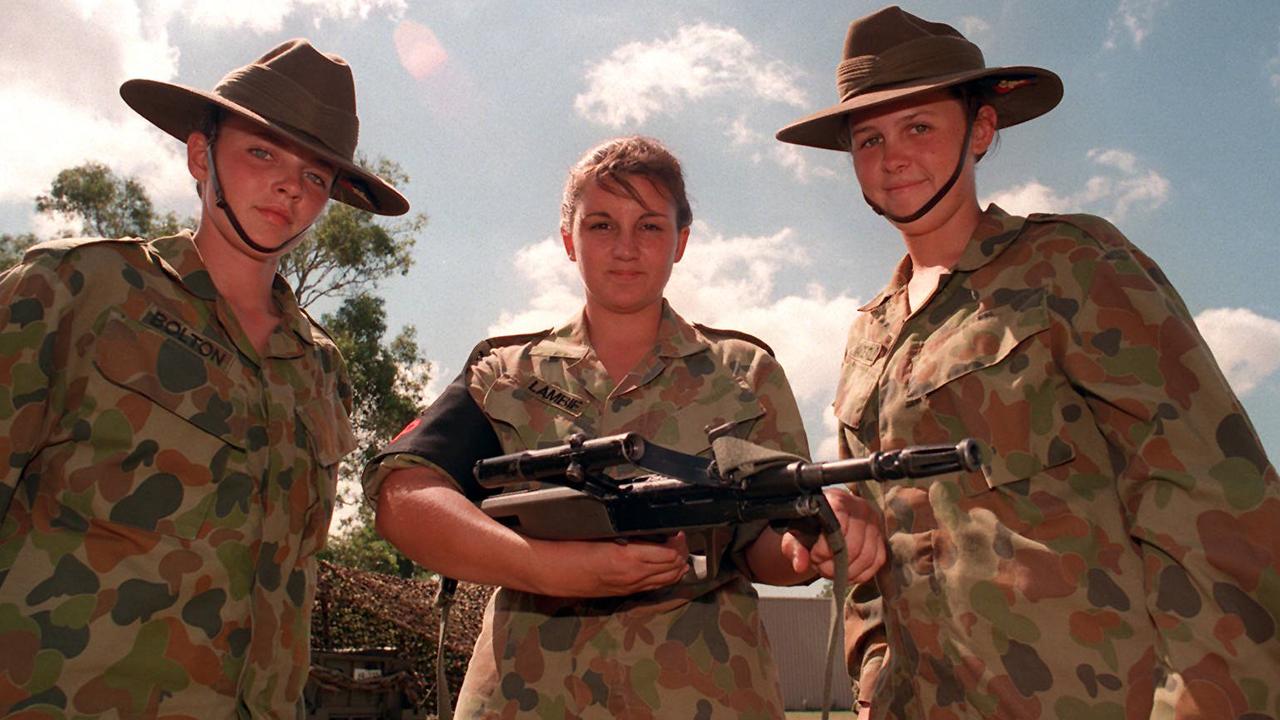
xmin=777 ymin=439 xmax=982 ymax=491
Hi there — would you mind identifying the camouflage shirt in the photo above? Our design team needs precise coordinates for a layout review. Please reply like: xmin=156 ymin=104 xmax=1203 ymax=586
xmin=0 ymin=233 xmax=357 ymax=719
xmin=366 ymin=301 xmax=809 ymax=719
xmin=837 ymin=206 xmax=1280 ymax=719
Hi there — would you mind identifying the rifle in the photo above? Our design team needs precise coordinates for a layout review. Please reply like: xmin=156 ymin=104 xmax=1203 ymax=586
xmin=470 ymin=431 xmax=980 ymax=720
xmin=476 ymin=431 xmax=981 ymax=579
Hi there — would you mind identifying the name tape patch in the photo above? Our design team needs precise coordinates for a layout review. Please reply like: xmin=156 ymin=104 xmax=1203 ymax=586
xmin=847 ymin=340 xmax=883 ymax=367
xmin=526 ymin=378 xmax=586 ymax=417
xmin=142 ymin=307 xmax=231 ymax=369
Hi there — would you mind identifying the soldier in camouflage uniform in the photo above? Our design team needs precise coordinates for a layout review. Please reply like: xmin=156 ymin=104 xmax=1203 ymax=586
xmin=776 ymin=7 xmax=1279 ymax=720
xmin=364 ymin=136 xmax=883 ymax=719
xmin=0 ymin=40 xmax=408 ymax=718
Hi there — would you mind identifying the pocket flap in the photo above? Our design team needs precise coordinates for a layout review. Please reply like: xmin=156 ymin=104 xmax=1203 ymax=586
xmin=970 ymin=435 xmax=1077 ymax=493
xmin=297 ymin=397 xmax=358 ymax=467
xmin=906 ymin=291 xmax=1049 ymax=401
xmin=93 ymin=313 xmax=247 ymax=450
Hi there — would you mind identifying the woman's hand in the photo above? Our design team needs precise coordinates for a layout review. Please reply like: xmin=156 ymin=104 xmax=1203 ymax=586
xmin=528 ymin=532 xmax=690 ymax=597
xmin=781 ymin=489 xmax=885 ymax=583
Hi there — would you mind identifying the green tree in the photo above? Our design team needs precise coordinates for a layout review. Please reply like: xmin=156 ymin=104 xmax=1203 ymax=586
xmin=0 ymin=233 xmax=37 ymax=270
xmin=319 ymin=292 xmax=430 ymax=578
xmin=34 ymin=162 xmax=189 ymax=238
xmin=323 ymin=292 xmax=430 ymax=466
xmin=280 ymin=157 xmax=425 ymax=308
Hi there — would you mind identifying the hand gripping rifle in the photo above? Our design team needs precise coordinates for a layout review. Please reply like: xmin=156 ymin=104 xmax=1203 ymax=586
xmin=473 ymin=430 xmax=980 ymax=719
xmin=476 ymin=431 xmax=981 ymax=579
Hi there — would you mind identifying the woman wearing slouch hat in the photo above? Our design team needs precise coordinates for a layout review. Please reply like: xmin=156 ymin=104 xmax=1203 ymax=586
xmin=776 ymin=6 xmax=1279 ymax=719
xmin=0 ymin=40 xmax=406 ymax=717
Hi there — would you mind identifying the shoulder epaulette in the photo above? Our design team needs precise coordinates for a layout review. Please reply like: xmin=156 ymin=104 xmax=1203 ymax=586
xmin=1025 ymin=213 xmax=1125 ymax=247
xmin=22 ymin=236 xmax=146 ymax=263
xmin=298 ymin=304 xmax=340 ymax=346
xmin=693 ymin=323 xmax=775 ymax=357
xmin=468 ymin=329 xmax=553 ymax=364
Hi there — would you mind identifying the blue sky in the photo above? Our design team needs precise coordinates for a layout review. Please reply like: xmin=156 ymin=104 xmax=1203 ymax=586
xmin=5 ymin=0 xmax=1279 ymax=471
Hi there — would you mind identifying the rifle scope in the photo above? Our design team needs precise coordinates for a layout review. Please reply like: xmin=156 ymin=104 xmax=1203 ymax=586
xmin=474 ymin=432 xmax=646 ymax=489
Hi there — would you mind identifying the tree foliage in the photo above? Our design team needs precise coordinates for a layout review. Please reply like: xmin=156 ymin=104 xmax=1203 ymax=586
xmin=322 ymin=292 xmax=430 ymax=465
xmin=0 ymin=233 xmax=37 ymax=270
xmin=279 ymin=157 xmax=425 ymax=308
xmin=319 ymin=292 xmax=430 ymax=578
xmin=34 ymin=162 xmax=189 ymax=238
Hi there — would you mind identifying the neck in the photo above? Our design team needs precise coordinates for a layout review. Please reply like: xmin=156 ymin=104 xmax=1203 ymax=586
xmin=192 ymin=222 xmax=281 ymax=318
xmin=582 ymin=299 xmax=664 ymax=382
xmin=899 ymin=198 xmax=983 ymax=272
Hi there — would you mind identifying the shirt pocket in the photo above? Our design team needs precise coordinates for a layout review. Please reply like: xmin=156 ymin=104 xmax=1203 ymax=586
xmin=91 ymin=311 xmax=250 ymax=540
xmin=482 ymin=373 xmax=590 ymax=451
xmin=295 ymin=396 xmax=357 ymax=557
xmin=833 ymin=348 xmax=883 ymax=437
xmin=903 ymin=292 xmax=1076 ymax=495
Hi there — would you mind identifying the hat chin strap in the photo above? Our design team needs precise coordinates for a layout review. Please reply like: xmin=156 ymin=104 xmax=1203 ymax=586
xmin=863 ymin=106 xmax=977 ymax=225
xmin=204 ymin=135 xmax=315 ymax=255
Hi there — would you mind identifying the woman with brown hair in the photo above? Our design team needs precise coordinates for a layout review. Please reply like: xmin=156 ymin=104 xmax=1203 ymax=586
xmin=366 ymin=135 xmax=883 ymax=718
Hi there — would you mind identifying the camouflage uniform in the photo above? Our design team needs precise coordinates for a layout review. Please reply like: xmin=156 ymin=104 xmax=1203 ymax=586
xmin=0 ymin=232 xmax=356 ymax=719
xmin=365 ymin=301 xmax=809 ymax=719
xmin=837 ymin=205 xmax=1280 ymax=719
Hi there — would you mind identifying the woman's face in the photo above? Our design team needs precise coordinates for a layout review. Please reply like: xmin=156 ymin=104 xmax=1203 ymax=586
xmin=187 ymin=114 xmax=334 ymax=259
xmin=848 ymin=89 xmax=995 ymax=233
xmin=562 ymin=174 xmax=689 ymax=317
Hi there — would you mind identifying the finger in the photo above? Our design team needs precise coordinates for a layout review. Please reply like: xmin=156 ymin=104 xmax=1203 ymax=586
xmin=634 ymin=562 xmax=688 ymax=591
xmin=850 ymin=524 xmax=885 ymax=583
xmin=624 ymin=541 xmax=686 ymax=566
xmin=788 ymin=541 xmax=812 ymax=574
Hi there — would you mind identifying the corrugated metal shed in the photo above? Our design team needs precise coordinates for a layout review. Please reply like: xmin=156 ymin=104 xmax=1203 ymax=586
xmin=759 ymin=595 xmax=855 ymax=711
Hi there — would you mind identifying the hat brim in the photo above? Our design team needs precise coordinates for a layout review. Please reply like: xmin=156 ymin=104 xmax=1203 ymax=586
xmin=776 ymin=66 xmax=1063 ymax=151
xmin=120 ymin=79 xmax=410 ymax=216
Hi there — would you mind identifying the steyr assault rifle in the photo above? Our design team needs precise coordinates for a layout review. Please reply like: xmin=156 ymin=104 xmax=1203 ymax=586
xmin=472 ymin=431 xmax=980 ymax=719
xmin=476 ymin=431 xmax=981 ymax=578
xmin=439 ymin=432 xmax=979 ymax=720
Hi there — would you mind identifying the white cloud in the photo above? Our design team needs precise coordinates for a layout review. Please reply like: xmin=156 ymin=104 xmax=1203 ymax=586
xmin=1105 ymin=0 xmax=1167 ymax=50
xmin=1 ymin=0 xmax=402 ymax=222
xmin=956 ymin=16 xmax=991 ymax=41
xmin=726 ymin=115 xmax=760 ymax=146
xmin=770 ymin=144 xmax=839 ymax=184
xmin=489 ymin=222 xmax=861 ymax=414
xmin=575 ymin=23 xmax=808 ymax=127
xmin=161 ymin=0 xmax=405 ymax=33
xmin=985 ymin=147 xmax=1169 ymax=220
xmin=726 ymin=115 xmax=841 ymax=183
xmin=394 ymin=19 xmax=448 ymax=80
xmin=0 ymin=1 xmax=190 ymax=209
xmin=1086 ymin=148 xmax=1139 ymax=174
xmin=814 ymin=411 xmax=843 ymax=462
xmin=1194 ymin=307 xmax=1280 ymax=397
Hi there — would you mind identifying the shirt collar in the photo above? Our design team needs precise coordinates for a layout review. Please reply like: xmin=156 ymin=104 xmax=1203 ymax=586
xmin=529 ymin=299 xmax=708 ymax=359
xmin=146 ymin=231 xmax=316 ymax=355
xmin=953 ymin=204 xmax=1028 ymax=272
xmin=857 ymin=204 xmax=1028 ymax=313
xmin=148 ymin=231 xmax=220 ymax=301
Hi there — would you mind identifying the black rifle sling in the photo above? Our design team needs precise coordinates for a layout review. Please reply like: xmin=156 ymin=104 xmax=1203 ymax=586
xmin=434 ymin=577 xmax=458 ymax=720
xmin=631 ymin=441 xmax=717 ymax=486
xmin=814 ymin=496 xmax=849 ymax=720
